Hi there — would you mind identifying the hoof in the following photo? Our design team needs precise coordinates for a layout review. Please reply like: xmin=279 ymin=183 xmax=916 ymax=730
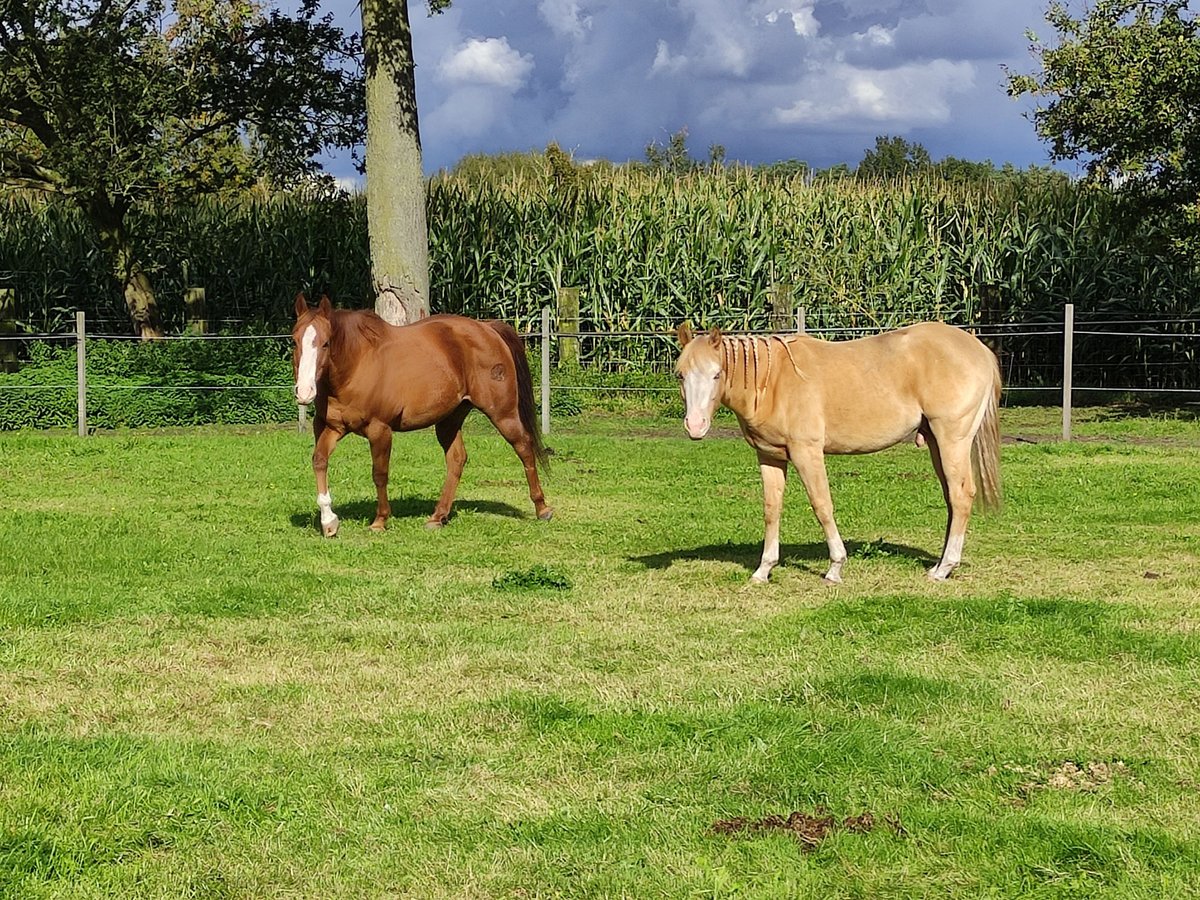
xmin=369 ymin=521 xmax=387 ymax=533
xmin=822 ymin=573 xmax=843 ymax=586
xmin=927 ymin=568 xmax=950 ymax=583
xmin=321 ymin=516 xmax=339 ymax=538
xmin=425 ymin=516 xmax=447 ymax=530
xmin=749 ymin=574 xmax=769 ymax=585
xmin=537 ymin=507 xmax=554 ymax=522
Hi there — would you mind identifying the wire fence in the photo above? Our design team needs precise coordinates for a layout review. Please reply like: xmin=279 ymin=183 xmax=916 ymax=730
xmin=1 ymin=305 xmax=1199 ymax=438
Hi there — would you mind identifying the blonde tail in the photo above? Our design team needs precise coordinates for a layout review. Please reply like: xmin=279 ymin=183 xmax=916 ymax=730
xmin=971 ymin=356 xmax=1003 ymax=512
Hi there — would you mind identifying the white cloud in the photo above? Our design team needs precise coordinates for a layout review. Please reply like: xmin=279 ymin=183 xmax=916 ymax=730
xmin=438 ymin=37 xmax=534 ymax=91
xmin=856 ymin=24 xmax=894 ymax=48
xmin=651 ymin=39 xmax=687 ymax=75
xmin=774 ymin=60 xmax=976 ymax=125
xmin=539 ymin=0 xmax=592 ymax=40
xmin=764 ymin=5 xmax=820 ymax=38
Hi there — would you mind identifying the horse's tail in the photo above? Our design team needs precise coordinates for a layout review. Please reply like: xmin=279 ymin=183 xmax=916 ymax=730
xmin=488 ymin=320 xmax=550 ymax=472
xmin=971 ymin=352 xmax=1003 ymax=512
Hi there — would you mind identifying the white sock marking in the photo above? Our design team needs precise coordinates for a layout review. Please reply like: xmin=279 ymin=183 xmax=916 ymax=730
xmin=317 ymin=491 xmax=336 ymax=527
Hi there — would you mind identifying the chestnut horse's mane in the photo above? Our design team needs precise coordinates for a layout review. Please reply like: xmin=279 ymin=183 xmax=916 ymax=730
xmin=329 ymin=308 xmax=391 ymax=361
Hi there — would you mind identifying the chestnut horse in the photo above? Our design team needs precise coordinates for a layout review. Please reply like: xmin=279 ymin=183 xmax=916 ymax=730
xmin=292 ymin=294 xmax=552 ymax=535
xmin=675 ymin=322 xmax=1001 ymax=583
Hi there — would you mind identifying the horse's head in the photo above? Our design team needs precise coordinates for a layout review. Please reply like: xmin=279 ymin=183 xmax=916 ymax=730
xmin=292 ymin=293 xmax=334 ymax=405
xmin=675 ymin=322 xmax=724 ymax=439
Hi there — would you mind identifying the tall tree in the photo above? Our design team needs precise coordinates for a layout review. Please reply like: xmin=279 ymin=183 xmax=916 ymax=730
xmin=1007 ymin=0 xmax=1200 ymax=247
xmin=645 ymin=127 xmax=699 ymax=174
xmin=0 ymin=0 xmax=364 ymax=337
xmin=363 ymin=0 xmax=449 ymax=325
xmin=856 ymin=135 xmax=933 ymax=180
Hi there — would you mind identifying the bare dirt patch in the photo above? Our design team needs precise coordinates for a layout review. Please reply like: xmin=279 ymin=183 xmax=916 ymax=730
xmin=711 ymin=809 xmax=902 ymax=851
xmin=989 ymin=760 xmax=1136 ymax=800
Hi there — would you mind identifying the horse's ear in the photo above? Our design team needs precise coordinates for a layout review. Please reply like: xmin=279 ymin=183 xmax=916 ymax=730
xmin=317 ymin=294 xmax=332 ymax=316
xmin=294 ymin=293 xmax=308 ymax=318
xmin=708 ymin=326 xmax=722 ymax=346
xmin=677 ymin=322 xmax=694 ymax=346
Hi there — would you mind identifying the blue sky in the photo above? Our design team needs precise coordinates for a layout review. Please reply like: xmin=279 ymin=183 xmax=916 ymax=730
xmin=318 ymin=0 xmax=1073 ymax=182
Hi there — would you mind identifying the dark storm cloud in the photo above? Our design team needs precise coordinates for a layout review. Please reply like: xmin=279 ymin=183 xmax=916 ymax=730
xmin=319 ymin=0 xmax=1068 ymax=181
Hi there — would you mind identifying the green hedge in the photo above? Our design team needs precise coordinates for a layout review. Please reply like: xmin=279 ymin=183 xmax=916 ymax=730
xmin=0 ymin=337 xmax=297 ymax=430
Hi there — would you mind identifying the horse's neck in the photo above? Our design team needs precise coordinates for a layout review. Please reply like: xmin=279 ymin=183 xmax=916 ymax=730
xmin=719 ymin=334 xmax=806 ymax=415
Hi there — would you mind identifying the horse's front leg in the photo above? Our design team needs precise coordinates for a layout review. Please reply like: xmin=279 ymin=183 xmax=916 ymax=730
xmin=366 ymin=422 xmax=393 ymax=531
xmin=312 ymin=421 xmax=344 ymax=537
xmin=751 ymin=454 xmax=788 ymax=583
xmin=790 ymin=443 xmax=847 ymax=584
xmin=428 ymin=406 xmax=471 ymax=528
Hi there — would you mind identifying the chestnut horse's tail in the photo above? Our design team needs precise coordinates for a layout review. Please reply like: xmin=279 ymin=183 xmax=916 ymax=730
xmin=488 ymin=320 xmax=550 ymax=472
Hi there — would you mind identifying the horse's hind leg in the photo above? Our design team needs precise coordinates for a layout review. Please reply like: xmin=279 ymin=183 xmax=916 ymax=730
xmin=927 ymin=428 xmax=976 ymax=581
xmin=790 ymin=443 xmax=848 ymax=584
xmin=428 ymin=404 xmax=471 ymax=528
xmin=365 ymin=422 xmax=393 ymax=531
xmin=490 ymin=412 xmax=552 ymax=522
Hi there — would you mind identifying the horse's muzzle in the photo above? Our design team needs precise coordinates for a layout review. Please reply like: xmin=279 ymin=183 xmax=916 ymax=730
xmin=684 ymin=416 xmax=710 ymax=440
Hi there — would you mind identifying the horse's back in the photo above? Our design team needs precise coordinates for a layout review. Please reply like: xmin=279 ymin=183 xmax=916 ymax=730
xmin=779 ymin=322 xmax=997 ymax=452
xmin=334 ymin=314 xmax=519 ymax=431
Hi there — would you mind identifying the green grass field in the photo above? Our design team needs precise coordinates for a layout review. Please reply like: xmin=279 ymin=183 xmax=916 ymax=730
xmin=2 ymin=406 xmax=1200 ymax=898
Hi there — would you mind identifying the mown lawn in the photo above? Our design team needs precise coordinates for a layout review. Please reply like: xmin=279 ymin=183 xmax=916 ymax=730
xmin=2 ymin=406 xmax=1199 ymax=898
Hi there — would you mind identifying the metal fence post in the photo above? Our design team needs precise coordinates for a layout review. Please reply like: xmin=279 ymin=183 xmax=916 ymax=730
xmin=1062 ymin=303 xmax=1074 ymax=441
xmin=541 ymin=305 xmax=551 ymax=436
xmin=76 ymin=310 xmax=87 ymax=436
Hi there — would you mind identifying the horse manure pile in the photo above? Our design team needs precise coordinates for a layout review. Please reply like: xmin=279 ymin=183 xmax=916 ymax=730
xmin=711 ymin=809 xmax=902 ymax=851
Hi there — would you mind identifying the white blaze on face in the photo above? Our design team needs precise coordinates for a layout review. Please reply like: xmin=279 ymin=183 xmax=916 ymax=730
xmin=295 ymin=324 xmax=319 ymax=404
xmin=681 ymin=357 xmax=721 ymax=439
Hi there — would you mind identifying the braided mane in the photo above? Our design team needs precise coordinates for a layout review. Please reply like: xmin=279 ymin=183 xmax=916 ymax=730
xmin=720 ymin=334 xmax=805 ymax=411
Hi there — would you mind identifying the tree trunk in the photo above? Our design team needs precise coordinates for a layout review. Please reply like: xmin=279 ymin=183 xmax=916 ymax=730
xmin=87 ymin=193 xmax=164 ymax=340
xmin=362 ymin=0 xmax=430 ymax=325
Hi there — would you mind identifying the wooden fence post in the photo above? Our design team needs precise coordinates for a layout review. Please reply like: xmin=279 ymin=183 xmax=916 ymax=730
xmin=768 ymin=283 xmax=794 ymax=332
xmin=0 ymin=288 xmax=18 ymax=373
xmin=1062 ymin=303 xmax=1074 ymax=442
xmin=796 ymin=305 xmax=806 ymax=334
xmin=76 ymin=310 xmax=87 ymax=437
xmin=557 ymin=286 xmax=580 ymax=368
xmin=541 ymin=306 xmax=551 ymax=436
xmin=184 ymin=286 xmax=207 ymax=334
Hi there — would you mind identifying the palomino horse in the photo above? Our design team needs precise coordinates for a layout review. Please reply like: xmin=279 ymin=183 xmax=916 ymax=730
xmin=675 ymin=322 xmax=1001 ymax=582
xmin=292 ymin=294 xmax=552 ymax=535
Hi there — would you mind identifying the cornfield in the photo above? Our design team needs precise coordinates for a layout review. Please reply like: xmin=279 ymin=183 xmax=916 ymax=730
xmin=1 ymin=167 xmax=1198 ymax=385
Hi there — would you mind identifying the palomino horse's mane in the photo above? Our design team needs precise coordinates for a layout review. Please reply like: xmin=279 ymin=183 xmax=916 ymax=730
xmin=719 ymin=334 xmax=806 ymax=411
xmin=329 ymin=308 xmax=391 ymax=360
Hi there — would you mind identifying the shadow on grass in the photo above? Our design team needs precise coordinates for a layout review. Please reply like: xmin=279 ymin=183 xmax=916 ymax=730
xmin=628 ymin=539 xmax=937 ymax=575
xmin=289 ymin=496 xmax=526 ymax=530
